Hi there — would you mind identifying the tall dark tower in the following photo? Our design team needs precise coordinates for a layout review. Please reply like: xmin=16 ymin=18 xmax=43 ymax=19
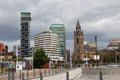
xmin=73 ymin=20 xmax=84 ymax=63
xmin=20 ymin=12 xmax=31 ymax=57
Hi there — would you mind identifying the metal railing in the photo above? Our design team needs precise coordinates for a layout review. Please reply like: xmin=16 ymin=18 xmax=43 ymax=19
xmin=79 ymin=67 xmax=120 ymax=80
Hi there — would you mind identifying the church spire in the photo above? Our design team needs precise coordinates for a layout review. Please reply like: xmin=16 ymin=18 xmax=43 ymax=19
xmin=76 ymin=19 xmax=81 ymax=32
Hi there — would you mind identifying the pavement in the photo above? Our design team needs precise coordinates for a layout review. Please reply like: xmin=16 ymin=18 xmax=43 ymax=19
xmin=75 ymin=74 xmax=120 ymax=80
xmin=31 ymin=68 xmax=82 ymax=80
xmin=74 ymin=67 xmax=120 ymax=80
xmin=2 ymin=67 xmax=120 ymax=80
xmin=0 ymin=69 xmax=56 ymax=80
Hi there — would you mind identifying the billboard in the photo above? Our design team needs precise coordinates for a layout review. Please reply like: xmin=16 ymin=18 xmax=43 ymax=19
xmin=0 ymin=60 xmax=16 ymax=74
xmin=16 ymin=61 xmax=23 ymax=70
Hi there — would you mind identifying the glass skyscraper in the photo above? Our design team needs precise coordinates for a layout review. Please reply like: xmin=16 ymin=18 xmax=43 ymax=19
xmin=50 ymin=24 xmax=65 ymax=57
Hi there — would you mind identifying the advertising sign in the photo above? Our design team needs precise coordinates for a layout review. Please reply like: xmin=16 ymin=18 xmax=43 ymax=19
xmin=94 ymin=55 xmax=100 ymax=60
xmin=16 ymin=61 xmax=23 ymax=70
xmin=2 ymin=61 xmax=9 ymax=74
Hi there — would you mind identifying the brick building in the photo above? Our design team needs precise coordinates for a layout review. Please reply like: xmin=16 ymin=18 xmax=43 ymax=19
xmin=84 ymin=42 xmax=96 ymax=59
xmin=0 ymin=43 xmax=4 ymax=56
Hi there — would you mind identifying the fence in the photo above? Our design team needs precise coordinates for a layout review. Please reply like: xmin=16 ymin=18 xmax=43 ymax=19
xmin=3 ymin=67 xmax=120 ymax=80
xmin=79 ymin=67 xmax=120 ymax=80
xmin=0 ymin=67 xmax=82 ymax=80
xmin=0 ymin=68 xmax=73 ymax=80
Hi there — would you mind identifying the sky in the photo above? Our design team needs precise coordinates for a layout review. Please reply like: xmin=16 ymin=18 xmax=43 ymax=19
xmin=0 ymin=0 xmax=120 ymax=52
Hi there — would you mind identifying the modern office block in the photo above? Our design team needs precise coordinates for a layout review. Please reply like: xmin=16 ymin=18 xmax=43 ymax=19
xmin=20 ymin=12 xmax=31 ymax=57
xmin=50 ymin=24 xmax=65 ymax=57
xmin=34 ymin=30 xmax=60 ymax=58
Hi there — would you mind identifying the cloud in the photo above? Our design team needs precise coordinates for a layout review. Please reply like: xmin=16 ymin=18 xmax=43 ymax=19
xmin=0 ymin=0 xmax=120 ymax=51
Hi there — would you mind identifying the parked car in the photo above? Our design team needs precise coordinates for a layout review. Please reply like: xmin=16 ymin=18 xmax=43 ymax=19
xmin=85 ymin=64 xmax=93 ymax=68
xmin=107 ymin=64 xmax=120 ymax=67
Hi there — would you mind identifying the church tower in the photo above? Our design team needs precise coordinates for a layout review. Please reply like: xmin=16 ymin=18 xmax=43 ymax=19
xmin=73 ymin=20 xmax=84 ymax=63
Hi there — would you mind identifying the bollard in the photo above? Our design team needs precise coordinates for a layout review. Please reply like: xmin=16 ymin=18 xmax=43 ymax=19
xmin=27 ymin=70 xmax=29 ymax=80
xmin=49 ymin=69 xmax=50 ymax=75
xmin=66 ymin=72 xmax=69 ymax=80
xmin=12 ymin=72 xmax=15 ymax=80
xmin=33 ymin=69 xmax=35 ymax=78
xmin=57 ymin=68 xmax=59 ymax=73
xmin=54 ymin=69 xmax=55 ymax=75
xmin=22 ymin=73 xmax=24 ymax=80
xmin=8 ymin=72 xmax=11 ymax=80
xmin=39 ymin=69 xmax=41 ymax=77
xmin=40 ymin=73 xmax=43 ymax=80
xmin=55 ymin=69 xmax=57 ymax=73
xmin=44 ymin=69 xmax=46 ymax=76
xmin=57 ymin=68 xmax=58 ymax=73
xmin=99 ymin=71 xmax=103 ymax=80
xmin=54 ymin=69 xmax=55 ymax=74
xmin=19 ymin=70 xmax=21 ymax=79
xmin=59 ymin=68 xmax=60 ymax=73
xmin=60 ymin=68 xmax=61 ymax=72
xmin=52 ymin=69 xmax=53 ymax=75
xmin=40 ymin=68 xmax=41 ymax=73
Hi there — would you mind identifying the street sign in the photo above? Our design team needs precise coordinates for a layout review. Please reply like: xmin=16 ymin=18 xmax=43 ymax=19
xmin=23 ymin=61 xmax=26 ymax=68
xmin=94 ymin=55 xmax=100 ymax=60
xmin=83 ymin=58 xmax=89 ymax=61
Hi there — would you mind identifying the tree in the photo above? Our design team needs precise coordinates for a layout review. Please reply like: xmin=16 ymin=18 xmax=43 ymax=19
xmin=33 ymin=48 xmax=49 ymax=68
xmin=12 ymin=55 xmax=17 ymax=60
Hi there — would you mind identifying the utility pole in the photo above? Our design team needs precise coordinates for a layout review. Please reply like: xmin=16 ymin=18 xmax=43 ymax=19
xmin=95 ymin=35 xmax=98 ymax=66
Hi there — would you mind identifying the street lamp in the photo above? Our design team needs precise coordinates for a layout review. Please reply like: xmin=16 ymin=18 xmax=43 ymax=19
xmin=87 ymin=48 xmax=90 ymax=64
xmin=95 ymin=35 xmax=98 ymax=66
xmin=115 ymin=49 xmax=118 ymax=64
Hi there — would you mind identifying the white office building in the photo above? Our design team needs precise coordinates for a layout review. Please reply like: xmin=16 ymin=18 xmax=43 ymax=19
xmin=34 ymin=30 xmax=63 ymax=61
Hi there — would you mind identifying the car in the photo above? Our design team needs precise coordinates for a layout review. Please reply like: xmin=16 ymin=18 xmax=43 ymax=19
xmin=85 ymin=64 xmax=93 ymax=68
xmin=107 ymin=64 xmax=120 ymax=67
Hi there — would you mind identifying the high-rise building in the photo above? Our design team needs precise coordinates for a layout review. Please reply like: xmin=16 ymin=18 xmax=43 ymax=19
xmin=20 ymin=12 xmax=31 ymax=57
xmin=50 ymin=24 xmax=65 ymax=57
xmin=65 ymin=49 xmax=70 ymax=62
xmin=0 ymin=43 xmax=4 ymax=56
xmin=73 ymin=20 xmax=84 ymax=63
xmin=13 ymin=45 xmax=33 ymax=57
xmin=13 ymin=45 xmax=21 ymax=56
xmin=34 ymin=30 xmax=60 ymax=58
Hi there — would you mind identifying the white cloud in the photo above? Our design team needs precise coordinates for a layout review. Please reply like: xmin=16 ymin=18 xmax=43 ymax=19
xmin=0 ymin=0 xmax=120 ymax=51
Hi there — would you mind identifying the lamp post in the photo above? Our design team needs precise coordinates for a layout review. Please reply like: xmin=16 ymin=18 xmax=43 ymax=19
xmin=115 ymin=49 xmax=118 ymax=64
xmin=95 ymin=35 xmax=98 ymax=66
xmin=88 ymin=48 xmax=90 ymax=64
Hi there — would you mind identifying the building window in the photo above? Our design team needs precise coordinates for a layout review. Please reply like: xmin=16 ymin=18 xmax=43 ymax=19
xmin=77 ymin=55 xmax=79 ymax=60
xmin=77 ymin=49 xmax=80 ymax=53
xmin=77 ymin=38 xmax=79 ymax=43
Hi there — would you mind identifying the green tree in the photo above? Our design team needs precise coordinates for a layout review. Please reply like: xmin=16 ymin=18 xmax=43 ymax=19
xmin=12 ymin=55 xmax=17 ymax=60
xmin=33 ymin=48 xmax=49 ymax=68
